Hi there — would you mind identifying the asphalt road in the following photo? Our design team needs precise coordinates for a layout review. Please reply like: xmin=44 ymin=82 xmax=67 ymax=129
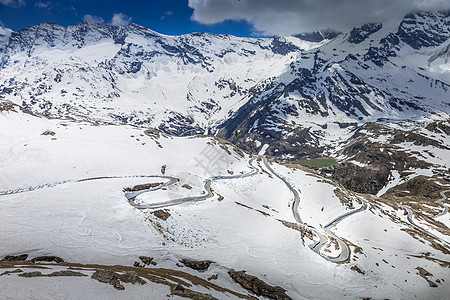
xmin=127 ymin=157 xmax=259 ymax=209
xmin=435 ymin=190 xmax=450 ymax=217
xmin=262 ymin=156 xmax=367 ymax=263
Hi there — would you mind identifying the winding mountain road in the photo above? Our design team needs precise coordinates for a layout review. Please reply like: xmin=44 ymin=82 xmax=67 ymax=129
xmin=400 ymin=204 xmax=450 ymax=248
xmin=262 ymin=157 xmax=367 ymax=263
xmin=1 ymin=155 xmax=371 ymax=263
xmin=262 ymin=157 xmax=302 ymax=224
xmin=127 ymin=158 xmax=259 ymax=209
xmin=435 ymin=190 xmax=449 ymax=217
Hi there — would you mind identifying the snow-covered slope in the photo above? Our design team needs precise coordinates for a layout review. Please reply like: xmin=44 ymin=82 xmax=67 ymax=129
xmin=0 ymin=11 xmax=449 ymax=160
xmin=0 ymin=101 xmax=449 ymax=299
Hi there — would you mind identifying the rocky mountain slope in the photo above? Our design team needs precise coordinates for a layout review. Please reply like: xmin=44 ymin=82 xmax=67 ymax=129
xmin=0 ymin=11 xmax=448 ymax=162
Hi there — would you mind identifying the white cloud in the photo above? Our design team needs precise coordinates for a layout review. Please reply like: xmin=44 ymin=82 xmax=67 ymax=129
xmin=188 ymin=0 xmax=450 ymax=36
xmin=0 ymin=0 xmax=25 ymax=7
xmin=83 ymin=14 xmax=104 ymax=23
xmin=161 ymin=10 xmax=174 ymax=20
xmin=34 ymin=1 xmax=50 ymax=8
xmin=69 ymin=6 xmax=77 ymax=16
xmin=110 ymin=13 xmax=132 ymax=26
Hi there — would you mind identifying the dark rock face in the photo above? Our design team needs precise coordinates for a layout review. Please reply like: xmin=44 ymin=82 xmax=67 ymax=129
xmin=228 ymin=269 xmax=291 ymax=300
xmin=331 ymin=162 xmax=390 ymax=195
xmin=269 ymin=37 xmax=299 ymax=55
xmin=295 ymin=30 xmax=340 ymax=42
xmin=180 ymin=259 xmax=212 ymax=271
xmin=348 ymin=23 xmax=382 ymax=44
xmin=398 ymin=11 xmax=450 ymax=49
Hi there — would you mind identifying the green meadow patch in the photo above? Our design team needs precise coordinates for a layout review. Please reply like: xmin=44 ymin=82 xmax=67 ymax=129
xmin=290 ymin=157 xmax=337 ymax=168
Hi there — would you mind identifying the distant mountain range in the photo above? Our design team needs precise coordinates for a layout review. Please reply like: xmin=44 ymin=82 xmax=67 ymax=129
xmin=0 ymin=10 xmax=448 ymax=159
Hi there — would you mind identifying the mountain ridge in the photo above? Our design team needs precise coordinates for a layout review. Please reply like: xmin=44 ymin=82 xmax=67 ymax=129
xmin=0 ymin=10 xmax=448 ymax=160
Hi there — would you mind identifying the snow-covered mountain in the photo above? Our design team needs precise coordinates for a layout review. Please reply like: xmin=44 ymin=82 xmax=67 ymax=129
xmin=1 ymin=12 xmax=450 ymax=299
xmin=0 ymin=11 xmax=448 ymax=160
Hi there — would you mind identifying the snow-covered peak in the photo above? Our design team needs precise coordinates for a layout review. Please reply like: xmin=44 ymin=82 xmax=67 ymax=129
xmin=0 ymin=26 xmax=12 ymax=43
xmin=0 ymin=11 xmax=449 ymax=160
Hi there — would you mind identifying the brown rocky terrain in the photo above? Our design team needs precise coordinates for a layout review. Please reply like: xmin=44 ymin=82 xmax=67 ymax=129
xmin=228 ymin=269 xmax=291 ymax=300
xmin=180 ymin=259 xmax=213 ymax=271
xmin=0 ymin=254 xmax=255 ymax=299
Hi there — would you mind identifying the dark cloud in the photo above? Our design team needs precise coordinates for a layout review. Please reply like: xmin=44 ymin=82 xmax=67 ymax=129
xmin=188 ymin=0 xmax=450 ymax=35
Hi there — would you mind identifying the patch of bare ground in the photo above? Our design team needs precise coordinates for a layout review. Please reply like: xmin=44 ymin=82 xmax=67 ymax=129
xmin=0 ymin=258 xmax=254 ymax=299
xmin=170 ymin=283 xmax=216 ymax=299
xmin=325 ymin=236 xmax=339 ymax=252
xmin=408 ymin=253 xmax=450 ymax=268
xmin=216 ymin=192 xmax=224 ymax=201
xmin=416 ymin=267 xmax=438 ymax=287
xmin=401 ymin=228 xmax=450 ymax=255
xmin=123 ymin=182 xmax=164 ymax=192
xmin=234 ymin=202 xmax=270 ymax=216
xmin=151 ymin=209 xmax=171 ymax=221
xmin=383 ymin=176 xmax=443 ymax=201
xmin=334 ymin=189 xmax=355 ymax=208
xmin=350 ymin=265 xmax=365 ymax=275
xmin=181 ymin=184 xmax=192 ymax=190
xmin=380 ymin=176 xmax=450 ymax=235
xmin=416 ymin=212 xmax=450 ymax=236
xmin=195 ymin=135 xmax=249 ymax=158
xmin=341 ymin=237 xmax=365 ymax=259
xmin=277 ymin=220 xmax=315 ymax=244
xmin=228 ymin=269 xmax=291 ymax=300
xmin=19 ymin=270 xmax=87 ymax=278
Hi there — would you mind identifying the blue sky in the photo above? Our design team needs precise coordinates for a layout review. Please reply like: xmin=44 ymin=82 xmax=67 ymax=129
xmin=0 ymin=0 xmax=255 ymax=36
xmin=1 ymin=0 xmax=448 ymax=36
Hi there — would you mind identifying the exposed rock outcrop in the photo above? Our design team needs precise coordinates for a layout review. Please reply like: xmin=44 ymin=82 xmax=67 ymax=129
xmin=180 ymin=259 xmax=212 ymax=271
xmin=228 ymin=269 xmax=291 ymax=300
